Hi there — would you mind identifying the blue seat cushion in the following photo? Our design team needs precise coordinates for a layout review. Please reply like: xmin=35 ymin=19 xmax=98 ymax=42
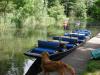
xmin=65 ymin=44 xmax=76 ymax=49
xmin=53 ymin=37 xmax=77 ymax=44
xmin=77 ymin=40 xmax=84 ymax=43
xmin=73 ymin=29 xmax=91 ymax=36
xmin=38 ymin=40 xmax=59 ymax=49
xmin=64 ymin=33 xmax=86 ymax=40
xmin=78 ymin=35 xmax=86 ymax=40
xmin=31 ymin=48 xmax=55 ymax=54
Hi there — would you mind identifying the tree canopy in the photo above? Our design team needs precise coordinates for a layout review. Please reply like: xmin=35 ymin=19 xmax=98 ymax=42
xmin=0 ymin=0 xmax=99 ymax=37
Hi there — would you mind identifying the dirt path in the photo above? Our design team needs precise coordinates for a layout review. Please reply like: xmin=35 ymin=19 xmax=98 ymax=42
xmin=61 ymin=33 xmax=100 ymax=75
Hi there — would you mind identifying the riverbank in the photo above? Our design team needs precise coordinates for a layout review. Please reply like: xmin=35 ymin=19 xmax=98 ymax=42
xmin=60 ymin=33 xmax=100 ymax=75
xmin=82 ymin=33 xmax=100 ymax=75
xmin=38 ymin=33 xmax=100 ymax=75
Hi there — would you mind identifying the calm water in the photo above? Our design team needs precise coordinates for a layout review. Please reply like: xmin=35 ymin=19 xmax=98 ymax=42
xmin=0 ymin=27 xmax=47 ymax=75
xmin=0 ymin=25 xmax=100 ymax=75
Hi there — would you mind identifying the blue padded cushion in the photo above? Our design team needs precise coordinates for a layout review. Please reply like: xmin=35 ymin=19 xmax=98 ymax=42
xmin=78 ymin=35 xmax=86 ymax=40
xmin=38 ymin=40 xmax=59 ymax=49
xmin=77 ymin=40 xmax=84 ymax=43
xmin=65 ymin=44 xmax=75 ymax=49
xmin=73 ymin=29 xmax=91 ymax=36
xmin=31 ymin=48 xmax=55 ymax=54
xmin=53 ymin=37 xmax=77 ymax=44
xmin=73 ymin=32 xmax=89 ymax=36
xmin=64 ymin=33 xmax=78 ymax=37
xmin=64 ymin=33 xmax=86 ymax=40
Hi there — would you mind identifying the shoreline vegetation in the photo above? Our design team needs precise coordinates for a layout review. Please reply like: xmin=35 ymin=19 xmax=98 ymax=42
xmin=82 ymin=60 xmax=100 ymax=75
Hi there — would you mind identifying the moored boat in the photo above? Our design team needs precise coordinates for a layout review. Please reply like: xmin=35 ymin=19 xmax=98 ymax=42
xmin=24 ymin=40 xmax=77 ymax=59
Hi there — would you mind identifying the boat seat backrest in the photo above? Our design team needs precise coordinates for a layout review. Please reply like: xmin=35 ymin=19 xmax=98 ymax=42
xmin=73 ymin=29 xmax=91 ymax=36
xmin=65 ymin=44 xmax=76 ymax=49
xmin=78 ymin=35 xmax=86 ymax=40
xmin=53 ymin=37 xmax=77 ymax=44
xmin=38 ymin=40 xmax=59 ymax=49
xmin=32 ymin=47 xmax=55 ymax=54
xmin=64 ymin=33 xmax=86 ymax=40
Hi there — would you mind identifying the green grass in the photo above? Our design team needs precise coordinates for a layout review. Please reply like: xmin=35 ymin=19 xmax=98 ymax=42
xmin=82 ymin=60 xmax=100 ymax=75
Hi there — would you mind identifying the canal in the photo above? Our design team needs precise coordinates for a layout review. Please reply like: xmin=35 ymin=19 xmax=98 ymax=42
xmin=0 ymin=25 xmax=100 ymax=75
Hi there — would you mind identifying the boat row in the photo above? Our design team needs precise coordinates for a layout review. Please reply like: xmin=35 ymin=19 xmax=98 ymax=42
xmin=24 ymin=29 xmax=91 ymax=60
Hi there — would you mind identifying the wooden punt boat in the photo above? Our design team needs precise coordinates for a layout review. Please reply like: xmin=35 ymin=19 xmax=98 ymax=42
xmin=24 ymin=42 xmax=83 ymax=75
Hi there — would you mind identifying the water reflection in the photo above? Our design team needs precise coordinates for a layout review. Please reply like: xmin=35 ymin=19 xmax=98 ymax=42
xmin=6 ymin=60 xmax=19 ymax=75
xmin=0 ymin=26 xmax=47 ymax=75
xmin=5 ymin=59 xmax=35 ymax=75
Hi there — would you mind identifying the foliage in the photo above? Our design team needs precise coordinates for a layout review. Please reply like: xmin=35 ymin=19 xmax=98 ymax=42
xmin=82 ymin=60 xmax=100 ymax=75
xmin=87 ymin=60 xmax=100 ymax=72
xmin=74 ymin=0 xmax=87 ymax=20
xmin=48 ymin=4 xmax=64 ymax=19
xmin=48 ymin=0 xmax=66 ymax=27
xmin=61 ymin=0 xmax=76 ymax=16
xmin=0 ymin=0 xmax=99 ymax=38
xmin=86 ymin=0 xmax=100 ymax=21
xmin=91 ymin=0 xmax=100 ymax=20
xmin=0 ymin=0 xmax=100 ymax=75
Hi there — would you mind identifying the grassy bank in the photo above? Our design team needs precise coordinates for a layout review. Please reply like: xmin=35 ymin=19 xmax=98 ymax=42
xmin=82 ymin=60 xmax=100 ymax=75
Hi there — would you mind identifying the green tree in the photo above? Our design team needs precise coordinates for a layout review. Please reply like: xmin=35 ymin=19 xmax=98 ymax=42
xmin=48 ymin=0 xmax=66 ymax=27
xmin=90 ymin=0 xmax=100 ymax=20
xmin=60 ymin=0 xmax=76 ymax=16
xmin=74 ymin=0 xmax=87 ymax=20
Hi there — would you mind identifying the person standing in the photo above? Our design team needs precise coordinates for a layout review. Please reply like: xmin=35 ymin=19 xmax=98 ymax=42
xmin=63 ymin=18 xmax=69 ymax=30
